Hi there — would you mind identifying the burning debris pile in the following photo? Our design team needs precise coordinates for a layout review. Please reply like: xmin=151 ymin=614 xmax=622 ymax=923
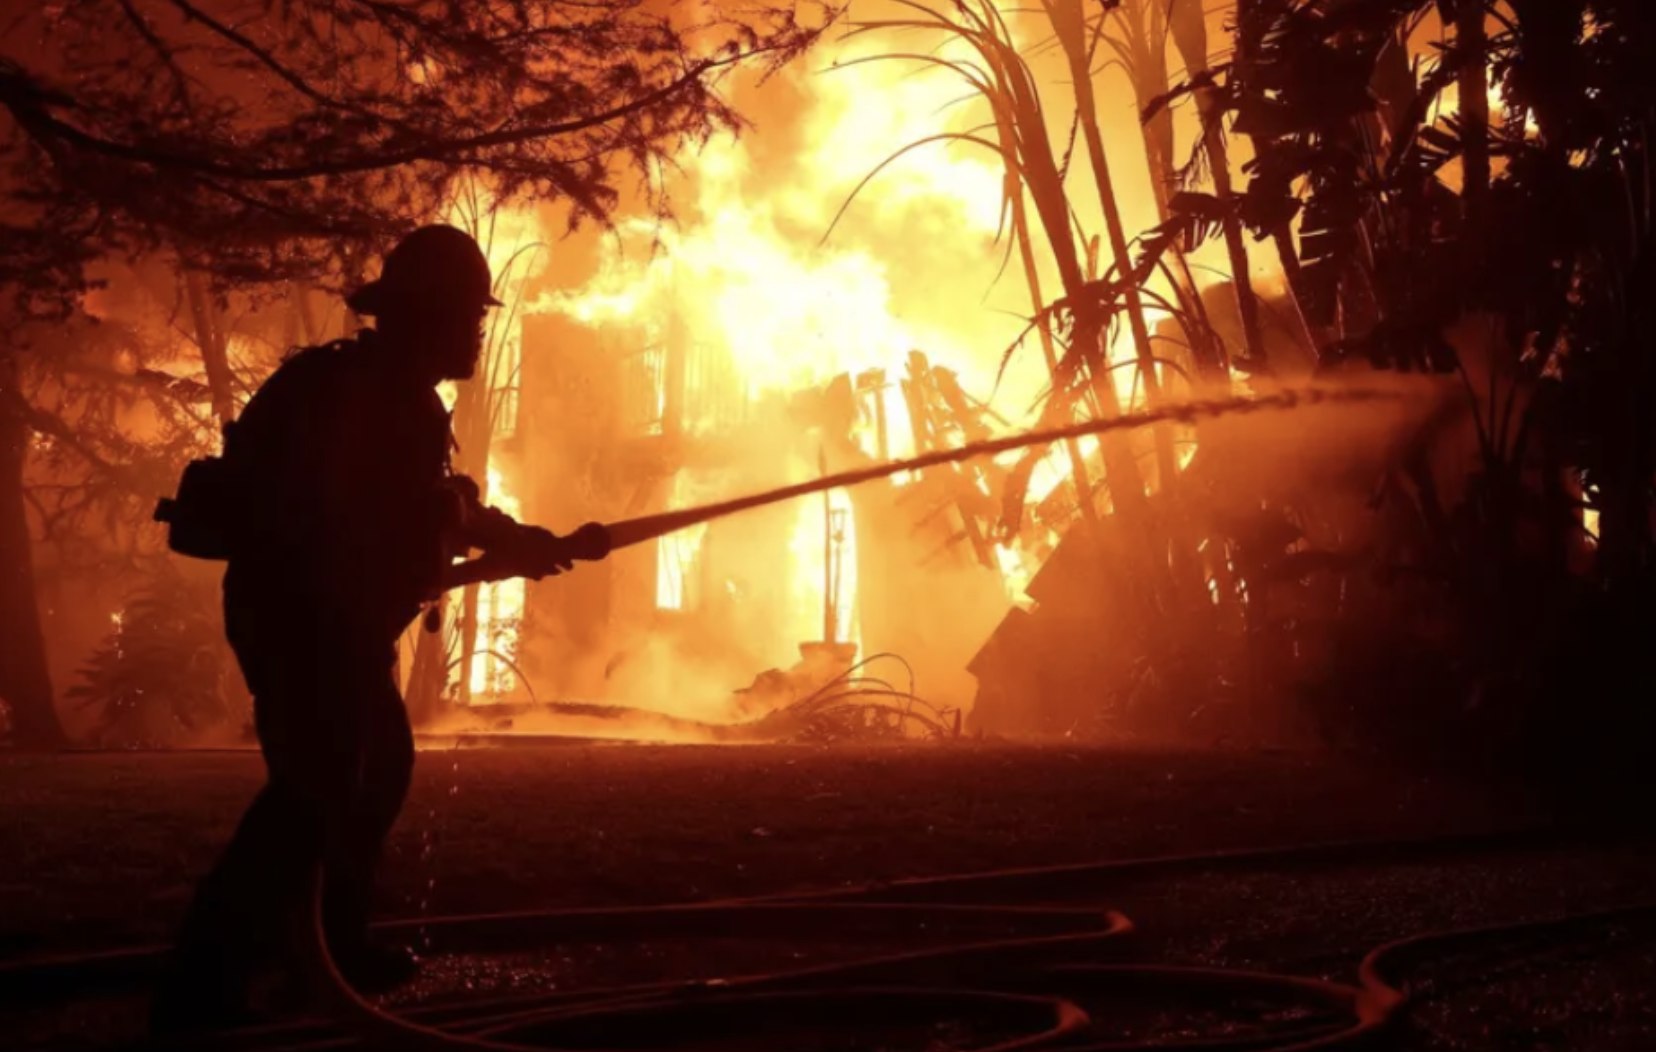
xmin=736 ymin=651 xmax=961 ymax=743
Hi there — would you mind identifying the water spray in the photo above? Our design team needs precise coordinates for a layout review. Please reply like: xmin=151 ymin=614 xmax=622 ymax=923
xmin=452 ymin=385 xmax=1406 ymax=590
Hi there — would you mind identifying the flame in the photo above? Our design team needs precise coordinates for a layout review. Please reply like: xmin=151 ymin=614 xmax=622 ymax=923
xmin=657 ymin=472 xmax=712 ymax=611
xmin=535 ymin=13 xmax=1121 ymax=662
xmin=470 ymin=466 xmax=527 ymax=697
xmin=802 ymin=31 xmax=1011 ymax=235
xmin=494 ymin=4 xmax=1209 ymax=698
xmin=785 ymin=485 xmax=860 ymax=650
xmin=1437 ymin=76 xmax=1540 ymax=139
xmin=437 ymin=186 xmax=545 ymax=701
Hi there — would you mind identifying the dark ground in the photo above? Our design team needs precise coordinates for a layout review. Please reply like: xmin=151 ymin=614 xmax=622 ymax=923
xmin=3 ymin=743 xmax=1653 ymax=1050
xmin=1 ymin=742 xmax=1536 ymax=952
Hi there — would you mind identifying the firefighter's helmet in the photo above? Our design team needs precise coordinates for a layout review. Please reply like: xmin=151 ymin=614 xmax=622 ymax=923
xmin=346 ymin=225 xmax=503 ymax=317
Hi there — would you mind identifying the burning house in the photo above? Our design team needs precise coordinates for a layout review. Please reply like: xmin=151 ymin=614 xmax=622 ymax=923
xmin=376 ymin=5 xmax=1247 ymax=742
xmin=419 ymin=286 xmax=1029 ymax=736
xmin=382 ymin=9 xmax=1149 ymax=737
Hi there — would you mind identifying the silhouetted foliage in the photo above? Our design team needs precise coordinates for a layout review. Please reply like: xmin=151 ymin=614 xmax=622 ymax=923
xmin=2 ymin=1 xmax=832 ymax=299
xmin=1142 ymin=1 xmax=1656 ymax=777
xmin=960 ymin=2 xmax=1654 ymax=771
xmin=67 ymin=564 xmax=248 ymax=748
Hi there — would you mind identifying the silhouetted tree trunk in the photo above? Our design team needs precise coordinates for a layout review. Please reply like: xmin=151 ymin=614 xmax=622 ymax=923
xmin=1011 ymin=184 xmax=1098 ymax=517
xmin=182 ymin=269 xmax=237 ymax=428
xmin=0 ymin=344 xmax=67 ymax=749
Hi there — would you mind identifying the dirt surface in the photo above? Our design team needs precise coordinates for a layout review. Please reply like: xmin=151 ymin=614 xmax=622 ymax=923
xmin=7 ymin=743 xmax=1653 ymax=1051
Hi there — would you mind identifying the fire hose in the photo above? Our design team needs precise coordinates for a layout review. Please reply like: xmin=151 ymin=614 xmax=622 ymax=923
xmin=451 ymin=385 xmax=1410 ymax=589
xmin=230 ymin=830 xmax=1656 ymax=1051
xmin=280 ymin=828 xmax=1654 ymax=1052
xmin=6 ymin=826 xmax=1653 ymax=1051
xmin=291 ymin=837 xmax=1656 ymax=1052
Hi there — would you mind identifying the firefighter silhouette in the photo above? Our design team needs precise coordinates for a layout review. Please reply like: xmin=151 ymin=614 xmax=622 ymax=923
xmin=152 ymin=226 xmax=605 ymax=1034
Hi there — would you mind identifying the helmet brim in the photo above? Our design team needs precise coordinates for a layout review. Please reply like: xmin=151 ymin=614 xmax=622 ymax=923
xmin=345 ymin=279 xmax=505 ymax=317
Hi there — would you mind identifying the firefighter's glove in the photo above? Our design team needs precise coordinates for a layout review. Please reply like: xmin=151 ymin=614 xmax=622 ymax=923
xmin=567 ymin=522 xmax=612 ymax=561
xmin=514 ymin=522 xmax=611 ymax=581
xmin=464 ymin=522 xmax=612 ymax=583
xmin=517 ymin=526 xmax=573 ymax=581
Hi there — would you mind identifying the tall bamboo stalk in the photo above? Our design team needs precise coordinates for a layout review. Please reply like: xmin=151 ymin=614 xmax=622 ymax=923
xmin=450 ymin=375 xmax=491 ymax=707
xmin=994 ymin=103 xmax=1097 ymax=519
xmin=1091 ymin=1 xmax=1225 ymax=385
xmin=838 ymin=1 xmax=1149 ymax=517
xmin=1162 ymin=0 xmax=1270 ymax=374
xmin=1046 ymin=0 xmax=1179 ymax=497
xmin=454 ymin=198 xmax=543 ymax=703
xmin=968 ymin=4 xmax=1152 ymax=515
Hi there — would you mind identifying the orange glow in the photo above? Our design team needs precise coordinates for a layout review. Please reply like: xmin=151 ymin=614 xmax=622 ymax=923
xmin=1437 ymin=79 xmax=1540 ymax=138
xmin=657 ymin=473 xmax=712 ymax=611
xmin=439 ymin=187 xmax=544 ymax=700
xmin=493 ymin=4 xmax=1204 ymax=702
xmin=470 ymin=466 xmax=527 ymax=697
xmin=537 ymin=51 xmax=1029 ymax=653
xmin=786 ymin=485 xmax=860 ymax=649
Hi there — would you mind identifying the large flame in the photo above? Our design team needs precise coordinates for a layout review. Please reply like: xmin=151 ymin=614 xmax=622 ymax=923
xmin=460 ymin=5 xmax=1194 ymax=703
xmin=536 ymin=24 xmax=1046 ymax=669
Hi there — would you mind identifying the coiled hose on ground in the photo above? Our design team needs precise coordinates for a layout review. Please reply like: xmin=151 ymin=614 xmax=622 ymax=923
xmin=4 ymin=827 xmax=1652 ymax=1052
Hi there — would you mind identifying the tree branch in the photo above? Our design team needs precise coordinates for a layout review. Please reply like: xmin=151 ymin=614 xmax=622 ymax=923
xmin=194 ymin=176 xmax=380 ymax=237
xmin=115 ymin=0 xmax=195 ymax=110
xmin=1 ymin=51 xmax=747 ymax=183
xmin=160 ymin=0 xmax=375 ymax=115
xmin=1 ymin=386 xmax=150 ymax=494
xmin=60 ymin=363 xmax=216 ymax=407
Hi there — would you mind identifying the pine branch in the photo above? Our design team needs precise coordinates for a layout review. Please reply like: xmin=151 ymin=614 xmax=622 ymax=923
xmin=1 ymin=51 xmax=749 ymax=183
xmin=0 ymin=385 xmax=152 ymax=495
